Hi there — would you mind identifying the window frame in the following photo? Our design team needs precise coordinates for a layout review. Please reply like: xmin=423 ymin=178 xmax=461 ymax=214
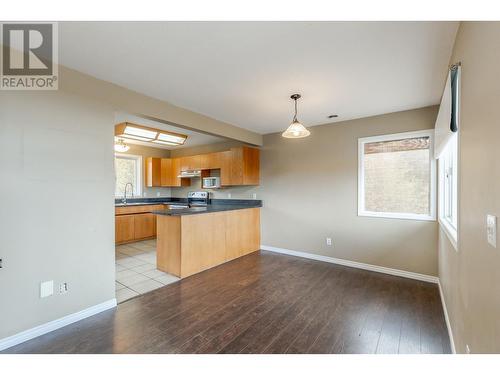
xmin=357 ymin=129 xmax=437 ymax=221
xmin=114 ymin=153 xmax=143 ymax=198
xmin=438 ymin=134 xmax=459 ymax=250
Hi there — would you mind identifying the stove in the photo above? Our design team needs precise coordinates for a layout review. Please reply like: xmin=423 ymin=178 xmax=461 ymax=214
xmin=187 ymin=191 xmax=210 ymax=207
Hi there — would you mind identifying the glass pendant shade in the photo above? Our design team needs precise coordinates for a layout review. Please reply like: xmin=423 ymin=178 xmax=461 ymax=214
xmin=282 ymin=94 xmax=310 ymax=138
xmin=282 ymin=119 xmax=311 ymax=138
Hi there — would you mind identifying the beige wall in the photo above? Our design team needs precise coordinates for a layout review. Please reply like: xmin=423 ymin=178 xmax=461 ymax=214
xmin=260 ymin=106 xmax=439 ymax=276
xmin=117 ymin=144 xmax=172 ymax=198
xmin=438 ymin=22 xmax=500 ymax=353
xmin=0 ymin=90 xmax=116 ymax=340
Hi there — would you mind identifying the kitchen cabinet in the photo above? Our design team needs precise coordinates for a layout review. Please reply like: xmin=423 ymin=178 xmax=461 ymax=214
xmin=115 ymin=204 xmax=164 ymax=244
xmin=180 ymin=155 xmax=201 ymax=171
xmin=156 ymin=207 xmax=260 ymax=278
xmin=115 ymin=215 xmax=135 ymax=244
xmin=160 ymin=158 xmax=190 ymax=187
xmin=147 ymin=146 xmax=259 ymax=189
xmin=219 ymin=147 xmax=260 ymax=186
xmin=134 ymin=213 xmax=156 ymax=239
xmin=145 ymin=157 xmax=162 ymax=187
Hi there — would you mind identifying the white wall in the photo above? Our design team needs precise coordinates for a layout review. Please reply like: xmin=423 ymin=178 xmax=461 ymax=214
xmin=0 ymin=90 xmax=116 ymax=340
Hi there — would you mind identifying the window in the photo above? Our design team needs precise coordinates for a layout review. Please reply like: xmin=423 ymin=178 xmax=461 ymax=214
xmin=358 ymin=130 xmax=436 ymax=221
xmin=115 ymin=153 xmax=142 ymax=197
xmin=438 ymin=134 xmax=458 ymax=247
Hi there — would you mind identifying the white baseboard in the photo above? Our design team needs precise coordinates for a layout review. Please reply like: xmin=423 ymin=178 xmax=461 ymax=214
xmin=438 ymin=280 xmax=456 ymax=354
xmin=0 ymin=298 xmax=117 ymax=352
xmin=261 ymin=245 xmax=439 ymax=284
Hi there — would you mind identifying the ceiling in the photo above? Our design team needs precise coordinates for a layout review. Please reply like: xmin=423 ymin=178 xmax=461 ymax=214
xmin=115 ymin=113 xmax=226 ymax=150
xmin=60 ymin=22 xmax=458 ymax=135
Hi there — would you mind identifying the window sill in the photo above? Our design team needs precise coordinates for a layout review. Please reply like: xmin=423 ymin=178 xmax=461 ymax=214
xmin=358 ymin=210 xmax=436 ymax=222
xmin=439 ymin=218 xmax=458 ymax=251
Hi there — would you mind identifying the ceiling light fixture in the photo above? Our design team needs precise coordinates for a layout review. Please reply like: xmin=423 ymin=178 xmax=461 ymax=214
xmin=282 ymin=94 xmax=310 ymax=139
xmin=115 ymin=122 xmax=188 ymax=146
xmin=114 ymin=138 xmax=130 ymax=153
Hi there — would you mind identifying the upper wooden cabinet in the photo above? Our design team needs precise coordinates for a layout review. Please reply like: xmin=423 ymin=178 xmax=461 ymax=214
xmin=145 ymin=157 xmax=162 ymax=187
xmin=180 ymin=155 xmax=202 ymax=171
xmin=221 ymin=147 xmax=260 ymax=186
xmin=145 ymin=146 xmax=259 ymax=188
xmin=147 ymin=157 xmax=190 ymax=187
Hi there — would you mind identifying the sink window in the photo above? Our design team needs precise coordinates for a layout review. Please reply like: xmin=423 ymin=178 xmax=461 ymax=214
xmin=358 ymin=130 xmax=436 ymax=221
xmin=115 ymin=153 xmax=142 ymax=197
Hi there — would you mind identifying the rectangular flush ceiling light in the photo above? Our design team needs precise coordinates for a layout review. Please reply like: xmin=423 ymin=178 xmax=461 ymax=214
xmin=115 ymin=122 xmax=188 ymax=146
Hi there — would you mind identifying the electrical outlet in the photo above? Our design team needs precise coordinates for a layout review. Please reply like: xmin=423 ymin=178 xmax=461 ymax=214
xmin=252 ymin=193 xmax=257 ymax=199
xmin=40 ymin=280 xmax=54 ymax=298
xmin=228 ymin=193 xmax=232 ymax=199
xmin=59 ymin=282 xmax=69 ymax=294
xmin=156 ymin=192 xmax=161 ymax=197
xmin=326 ymin=237 xmax=332 ymax=246
xmin=487 ymin=215 xmax=497 ymax=248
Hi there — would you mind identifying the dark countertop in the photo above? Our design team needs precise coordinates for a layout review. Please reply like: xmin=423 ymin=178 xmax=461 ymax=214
xmin=152 ymin=202 xmax=262 ymax=216
xmin=115 ymin=201 xmax=181 ymax=207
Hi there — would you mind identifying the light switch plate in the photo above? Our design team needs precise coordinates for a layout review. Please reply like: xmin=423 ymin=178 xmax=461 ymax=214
xmin=487 ymin=215 xmax=497 ymax=248
xmin=40 ymin=280 xmax=54 ymax=298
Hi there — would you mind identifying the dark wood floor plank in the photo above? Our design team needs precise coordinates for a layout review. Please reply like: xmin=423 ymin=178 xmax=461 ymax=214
xmin=2 ymin=250 xmax=450 ymax=354
xmin=306 ymin=268 xmax=374 ymax=353
xmin=216 ymin=260 xmax=333 ymax=353
xmin=285 ymin=267 xmax=356 ymax=353
xmin=178 ymin=257 xmax=326 ymax=353
xmin=264 ymin=267 xmax=349 ymax=353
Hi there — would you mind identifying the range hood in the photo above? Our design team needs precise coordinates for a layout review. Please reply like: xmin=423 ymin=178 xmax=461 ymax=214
xmin=177 ymin=170 xmax=201 ymax=178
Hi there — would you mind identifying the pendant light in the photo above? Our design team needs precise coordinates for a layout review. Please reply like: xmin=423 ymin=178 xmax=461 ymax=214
xmin=114 ymin=138 xmax=130 ymax=153
xmin=282 ymin=94 xmax=310 ymax=138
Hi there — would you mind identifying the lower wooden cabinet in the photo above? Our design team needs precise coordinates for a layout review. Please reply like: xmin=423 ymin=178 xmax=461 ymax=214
xmin=115 ymin=215 xmax=135 ymax=244
xmin=134 ymin=213 xmax=156 ymax=240
xmin=115 ymin=205 xmax=162 ymax=244
xmin=156 ymin=208 xmax=261 ymax=278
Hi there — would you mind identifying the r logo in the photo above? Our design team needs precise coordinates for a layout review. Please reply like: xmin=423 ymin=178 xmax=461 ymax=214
xmin=2 ymin=23 xmax=53 ymax=76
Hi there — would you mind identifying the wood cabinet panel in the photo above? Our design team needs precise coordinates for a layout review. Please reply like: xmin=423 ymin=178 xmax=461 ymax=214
xmin=115 ymin=215 xmax=135 ymax=244
xmin=218 ymin=147 xmax=260 ymax=186
xmin=156 ymin=215 xmax=182 ymax=276
xmin=146 ymin=157 xmax=162 ymax=187
xmin=115 ymin=205 xmax=164 ymax=244
xmin=225 ymin=208 xmax=261 ymax=261
xmin=219 ymin=150 xmax=233 ymax=186
xmin=170 ymin=158 xmax=191 ymax=187
xmin=156 ymin=208 xmax=261 ymax=278
xmin=160 ymin=158 xmax=172 ymax=186
xmin=242 ymin=147 xmax=260 ymax=185
xmin=180 ymin=155 xmax=202 ymax=171
xmin=134 ymin=213 xmax=156 ymax=239
xmin=115 ymin=204 xmax=164 ymax=216
xmin=180 ymin=212 xmax=227 ymax=278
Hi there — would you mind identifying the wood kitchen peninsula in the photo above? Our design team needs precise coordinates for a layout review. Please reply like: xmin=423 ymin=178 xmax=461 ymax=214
xmin=154 ymin=204 xmax=261 ymax=278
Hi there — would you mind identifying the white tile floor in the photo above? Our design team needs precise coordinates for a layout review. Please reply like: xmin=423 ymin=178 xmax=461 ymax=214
xmin=115 ymin=239 xmax=179 ymax=303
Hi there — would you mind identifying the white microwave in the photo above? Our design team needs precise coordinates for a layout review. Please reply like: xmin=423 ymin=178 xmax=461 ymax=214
xmin=202 ymin=177 xmax=221 ymax=189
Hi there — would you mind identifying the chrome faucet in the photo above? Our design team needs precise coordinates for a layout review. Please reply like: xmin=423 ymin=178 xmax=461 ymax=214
xmin=122 ymin=183 xmax=133 ymax=205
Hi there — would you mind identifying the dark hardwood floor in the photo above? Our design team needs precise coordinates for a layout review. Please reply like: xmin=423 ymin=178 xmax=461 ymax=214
xmin=2 ymin=251 xmax=451 ymax=354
